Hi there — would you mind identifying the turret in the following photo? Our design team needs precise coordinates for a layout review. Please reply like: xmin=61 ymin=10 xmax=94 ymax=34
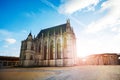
xmin=27 ymin=32 xmax=33 ymax=40
xmin=26 ymin=32 xmax=33 ymax=50
xmin=66 ymin=19 xmax=71 ymax=32
xmin=22 ymin=32 xmax=35 ymax=67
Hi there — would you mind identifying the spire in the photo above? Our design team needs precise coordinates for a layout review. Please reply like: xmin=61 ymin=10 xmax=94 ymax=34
xmin=28 ymin=32 xmax=32 ymax=36
xmin=67 ymin=18 xmax=70 ymax=24
xmin=66 ymin=18 xmax=70 ymax=27
xmin=27 ymin=31 xmax=33 ymax=40
xmin=66 ymin=19 xmax=72 ymax=32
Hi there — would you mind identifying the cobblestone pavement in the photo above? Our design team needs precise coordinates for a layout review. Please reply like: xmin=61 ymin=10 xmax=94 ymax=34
xmin=0 ymin=66 xmax=120 ymax=80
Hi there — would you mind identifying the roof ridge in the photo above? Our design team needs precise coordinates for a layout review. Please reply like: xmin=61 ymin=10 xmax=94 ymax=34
xmin=41 ymin=23 xmax=66 ymax=31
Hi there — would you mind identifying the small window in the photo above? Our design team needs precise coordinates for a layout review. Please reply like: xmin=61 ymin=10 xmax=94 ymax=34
xmin=39 ymin=43 xmax=41 ymax=53
xmin=31 ymin=44 xmax=34 ymax=50
xmin=30 ymin=55 xmax=33 ymax=60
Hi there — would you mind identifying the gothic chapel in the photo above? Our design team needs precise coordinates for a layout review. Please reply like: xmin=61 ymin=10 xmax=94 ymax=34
xmin=20 ymin=19 xmax=76 ymax=67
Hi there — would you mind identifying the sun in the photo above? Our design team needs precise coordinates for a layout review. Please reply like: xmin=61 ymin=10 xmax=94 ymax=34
xmin=76 ymin=39 xmax=91 ymax=58
xmin=77 ymin=48 xmax=90 ymax=58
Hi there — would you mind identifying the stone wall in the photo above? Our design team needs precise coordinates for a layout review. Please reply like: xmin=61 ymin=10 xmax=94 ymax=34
xmin=79 ymin=53 xmax=119 ymax=65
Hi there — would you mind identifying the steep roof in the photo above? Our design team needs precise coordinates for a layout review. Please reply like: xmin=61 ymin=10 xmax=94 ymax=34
xmin=37 ymin=23 xmax=67 ymax=38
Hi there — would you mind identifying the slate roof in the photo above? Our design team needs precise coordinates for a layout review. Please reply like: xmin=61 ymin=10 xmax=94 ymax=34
xmin=37 ymin=23 xmax=67 ymax=38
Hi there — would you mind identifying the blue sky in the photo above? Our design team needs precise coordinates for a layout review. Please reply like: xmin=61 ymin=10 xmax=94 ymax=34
xmin=0 ymin=0 xmax=120 ymax=57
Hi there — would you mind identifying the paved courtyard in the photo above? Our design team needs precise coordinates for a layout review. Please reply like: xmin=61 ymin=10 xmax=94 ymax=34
xmin=0 ymin=65 xmax=120 ymax=80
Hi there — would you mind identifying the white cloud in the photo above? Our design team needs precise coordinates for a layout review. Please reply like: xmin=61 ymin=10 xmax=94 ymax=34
xmin=77 ymin=32 xmax=120 ymax=57
xmin=85 ymin=0 xmax=120 ymax=33
xmin=40 ymin=0 xmax=58 ymax=10
xmin=0 ymin=29 xmax=12 ymax=36
xmin=58 ymin=0 xmax=120 ymax=57
xmin=5 ymin=38 xmax=16 ymax=44
xmin=58 ymin=0 xmax=100 ymax=14
xmin=0 ymin=29 xmax=13 ymax=43
xmin=111 ymin=25 xmax=120 ymax=32
xmin=70 ymin=15 xmax=86 ymax=27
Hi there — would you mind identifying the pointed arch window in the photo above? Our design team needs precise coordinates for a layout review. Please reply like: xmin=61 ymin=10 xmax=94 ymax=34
xmin=31 ymin=43 xmax=34 ymax=50
xmin=44 ymin=42 xmax=47 ymax=60
xmin=24 ymin=55 xmax=26 ymax=60
xmin=30 ymin=55 xmax=33 ymax=60
xmin=64 ymin=37 xmax=67 ymax=48
xmin=39 ymin=42 xmax=41 ymax=53
xmin=35 ymin=44 xmax=37 ymax=52
xmin=57 ymin=39 xmax=61 ymax=59
xmin=50 ymin=40 xmax=54 ymax=59
xmin=25 ymin=43 xmax=27 ymax=50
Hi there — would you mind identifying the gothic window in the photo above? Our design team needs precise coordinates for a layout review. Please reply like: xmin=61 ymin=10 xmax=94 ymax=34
xmin=55 ymin=31 xmax=58 ymax=35
xmin=57 ymin=39 xmax=61 ymax=59
xmin=58 ymin=28 xmax=60 ymax=34
xmin=31 ymin=43 xmax=34 ymax=50
xmin=39 ymin=42 xmax=41 ymax=53
xmin=30 ymin=55 xmax=33 ymax=60
xmin=49 ymin=32 xmax=52 ymax=36
xmin=64 ymin=37 xmax=67 ymax=48
xmin=50 ymin=40 xmax=54 ymax=59
xmin=25 ymin=44 xmax=27 ymax=50
xmin=35 ymin=44 xmax=37 ymax=52
xmin=24 ymin=55 xmax=26 ymax=60
xmin=44 ymin=42 xmax=47 ymax=60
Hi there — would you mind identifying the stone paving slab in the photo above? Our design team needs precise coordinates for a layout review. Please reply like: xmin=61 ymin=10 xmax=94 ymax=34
xmin=0 ymin=65 xmax=120 ymax=80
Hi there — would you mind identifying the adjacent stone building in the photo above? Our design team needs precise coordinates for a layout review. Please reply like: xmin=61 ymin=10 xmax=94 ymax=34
xmin=0 ymin=56 xmax=19 ymax=68
xmin=79 ymin=53 xmax=120 ymax=65
xmin=20 ymin=20 xmax=76 ymax=67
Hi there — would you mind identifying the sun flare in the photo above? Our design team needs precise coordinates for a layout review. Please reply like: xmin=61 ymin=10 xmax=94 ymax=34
xmin=76 ymin=39 xmax=91 ymax=58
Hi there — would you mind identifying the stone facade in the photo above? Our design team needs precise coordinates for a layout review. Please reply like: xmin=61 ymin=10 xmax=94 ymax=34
xmin=20 ymin=20 xmax=76 ymax=67
xmin=79 ymin=53 xmax=120 ymax=65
